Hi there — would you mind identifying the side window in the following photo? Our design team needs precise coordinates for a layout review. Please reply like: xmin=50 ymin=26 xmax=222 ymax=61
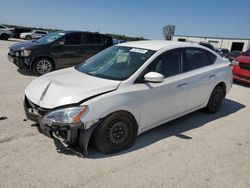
xmin=95 ymin=34 xmax=102 ymax=44
xmin=85 ymin=33 xmax=95 ymax=44
xmin=245 ymin=49 xmax=250 ymax=56
xmin=147 ymin=49 xmax=181 ymax=78
xmin=104 ymin=36 xmax=113 ymax=46
xmin=183 ymin=48 xmax=214 ymax=72
xmin=64 ymin=33 xmax=82 ymax=45
xmin=84 ymin=33 xmax=103 ymax=44
xmin=208 ymin=51 xmax=217 ymax=63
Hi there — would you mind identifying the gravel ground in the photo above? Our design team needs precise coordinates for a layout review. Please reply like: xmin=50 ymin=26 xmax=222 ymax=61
xmin=0 ymin=40 xmax=250 ymax=188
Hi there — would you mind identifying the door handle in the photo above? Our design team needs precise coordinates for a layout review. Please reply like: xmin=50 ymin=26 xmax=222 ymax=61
xmin=177 ymin=83 xmax=187 ymax=89
xmin=209 ymin=75 xmax=216 ymax=79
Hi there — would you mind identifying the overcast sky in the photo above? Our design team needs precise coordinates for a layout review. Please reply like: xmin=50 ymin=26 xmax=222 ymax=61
xmin=1 ymin=0 xmax=250 ymax=39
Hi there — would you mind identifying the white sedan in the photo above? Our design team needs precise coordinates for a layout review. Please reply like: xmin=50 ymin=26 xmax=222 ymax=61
xmin=24 ymin=41 xmax=233 ymax=155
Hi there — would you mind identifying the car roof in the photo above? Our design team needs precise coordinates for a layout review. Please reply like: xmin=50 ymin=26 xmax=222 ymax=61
xmin=61 ymin=30 xmax=111 ymax=37
xmin=117 ymin=40 xmax=202 ymax=51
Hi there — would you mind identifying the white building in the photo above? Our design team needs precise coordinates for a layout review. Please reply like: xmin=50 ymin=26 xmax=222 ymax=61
xmin=172 ymin=35 xmax=250 ymax=52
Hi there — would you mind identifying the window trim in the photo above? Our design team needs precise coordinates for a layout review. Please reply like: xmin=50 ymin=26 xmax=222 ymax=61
xmin=135 ymin=47 xmax=217 ymax=84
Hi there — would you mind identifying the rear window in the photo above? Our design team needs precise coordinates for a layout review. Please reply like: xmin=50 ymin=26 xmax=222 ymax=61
xmin=95 ymin=34 xmax=102 ymax=44
xmin=103 ymin=36 xmax=113 ymax=46
xmin=84 ymin=33 xmax=104 ymax=44
xmin=183 ymin=48 xmax=216 ymax=71
xmin=36 ymin=31 xmax=47 ymax=34
xmin=245 ymin=49 xmax=250 ymax=56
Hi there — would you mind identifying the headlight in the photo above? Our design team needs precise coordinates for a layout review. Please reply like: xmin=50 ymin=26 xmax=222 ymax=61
xmin=41 ymin=106 xmax=88 ymax=126
xmin=21 ymin=49 xmax=31 ymax=57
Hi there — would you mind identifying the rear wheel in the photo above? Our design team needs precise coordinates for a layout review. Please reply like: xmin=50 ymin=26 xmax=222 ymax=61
xmin=93 ymin=111 xmax=138 ymax=154
xmin=205 ymin=86 xmax=225 ymax=114
xmin=25 ymin=35 xmax=32 ymax=40
xmin=32 ymin=58 xmax=55 ymax=75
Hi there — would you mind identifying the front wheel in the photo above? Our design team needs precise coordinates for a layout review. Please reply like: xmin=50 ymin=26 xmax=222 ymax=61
xmin=205 ymin=86 xmax=225 ymax=114
xmin=0 ymin=34 xmax=9 ymax=40
xmin=32 ymin=58 xmax=55 ymax=75
xmin=93 ymin=111 xmax=138 ymax=154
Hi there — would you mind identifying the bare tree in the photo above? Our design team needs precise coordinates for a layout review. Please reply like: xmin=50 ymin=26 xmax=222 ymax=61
xmin=163 ymin=25 xmax=176 ymax=40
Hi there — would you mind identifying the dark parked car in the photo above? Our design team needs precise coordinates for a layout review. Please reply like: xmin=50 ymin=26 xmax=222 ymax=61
xmin=8 ymin=31 xmax=113 ymax=75
xmin=226 ymin=50 xmax=243 ymax=61
xmin=198 ymin=42 xmax=215 ymax=51
xmin=215 ymin=48 xmax=230 ymax=57
xmin=12 ymin=27 xmax=32 ymax=38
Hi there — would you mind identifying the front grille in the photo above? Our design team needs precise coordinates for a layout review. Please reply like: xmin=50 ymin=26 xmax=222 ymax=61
xmin=239 ymin=62 xmax=250 ymax=71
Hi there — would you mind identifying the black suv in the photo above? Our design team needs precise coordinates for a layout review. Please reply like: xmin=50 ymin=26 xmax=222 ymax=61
xmin=8 ymin=31 xmax=113 ymax=75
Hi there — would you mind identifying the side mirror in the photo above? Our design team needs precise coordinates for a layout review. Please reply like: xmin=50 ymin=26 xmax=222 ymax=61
xmin=144 ymin=72 xmax=164 ymax=83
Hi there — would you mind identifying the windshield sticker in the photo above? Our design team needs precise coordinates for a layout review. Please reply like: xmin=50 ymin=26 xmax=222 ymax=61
xmin=130 ymin=48 xmax=148 ymax=54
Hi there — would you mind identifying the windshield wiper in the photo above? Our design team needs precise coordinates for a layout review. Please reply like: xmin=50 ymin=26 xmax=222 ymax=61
xmin=85 ymin=72 xmax=95 ymax=76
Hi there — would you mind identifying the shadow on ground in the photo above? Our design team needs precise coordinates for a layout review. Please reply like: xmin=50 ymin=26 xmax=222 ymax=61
xmin=17 ymin=69 xmax=37 ymax=76
xmin=41 ymin=98 xmax=245 ymax=158
xmin=233 ymin=81 xmax=250 ymax=88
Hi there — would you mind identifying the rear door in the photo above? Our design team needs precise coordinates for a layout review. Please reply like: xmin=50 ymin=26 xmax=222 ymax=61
xmin=182 ymin=47 xmax=217 ymax=110
xmin=80 ymin=33 xmax=106 ymax=61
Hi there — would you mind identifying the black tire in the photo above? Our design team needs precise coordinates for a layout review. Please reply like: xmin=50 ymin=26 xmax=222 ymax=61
xmin=93 ymin=111 xmax=138 ymax=154
xmin=25 ymin=35 xmax=32 ymax=40
xmin=0 ymin=34 xmax=10 ymax=40
xmin=32 ymin=57 xmax=55 ymax=75
xmin=205 ymin=86 xmax=225 ymax=114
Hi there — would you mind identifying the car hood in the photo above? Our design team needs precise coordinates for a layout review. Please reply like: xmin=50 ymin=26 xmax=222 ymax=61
xmin=25 ymin=67 xmax=121 ymax=109
xmin=235 ymin=56 xmax=250 ymax=63
xmin=9 ymin=41 xmax=40 ymax=51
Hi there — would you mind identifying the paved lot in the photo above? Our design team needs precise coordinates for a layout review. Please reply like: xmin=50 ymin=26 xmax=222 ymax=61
xmin=0 ymin=40 xmax=250 ymax=188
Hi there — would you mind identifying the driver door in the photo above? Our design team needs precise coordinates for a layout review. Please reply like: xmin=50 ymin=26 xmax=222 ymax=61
xmin=133 ymin=49 xmax=188 ymax=131
xmin=52 ymin=32 xmax=85 ymax=68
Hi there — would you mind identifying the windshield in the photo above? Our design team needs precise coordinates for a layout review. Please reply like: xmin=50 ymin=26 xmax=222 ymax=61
xmin=229 ymin=51 xmax=240 ymax=58
xmin=36 ymin=31 xmax=65 ymax=44
xmin=76 ymin=46 xmax=155 ymax=81
xmin=245 ymin=49 xmax=250 ymax=56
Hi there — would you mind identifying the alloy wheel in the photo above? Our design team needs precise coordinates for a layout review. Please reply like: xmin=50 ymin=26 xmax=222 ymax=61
xmin=36 ymin=60 xmax=52 ymax=75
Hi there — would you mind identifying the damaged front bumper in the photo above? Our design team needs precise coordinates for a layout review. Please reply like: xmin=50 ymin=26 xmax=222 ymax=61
xmin=23 ymin=96 xmax=100 ymax=156
xmin=8 ymin=53 xmax=33 ymax=70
